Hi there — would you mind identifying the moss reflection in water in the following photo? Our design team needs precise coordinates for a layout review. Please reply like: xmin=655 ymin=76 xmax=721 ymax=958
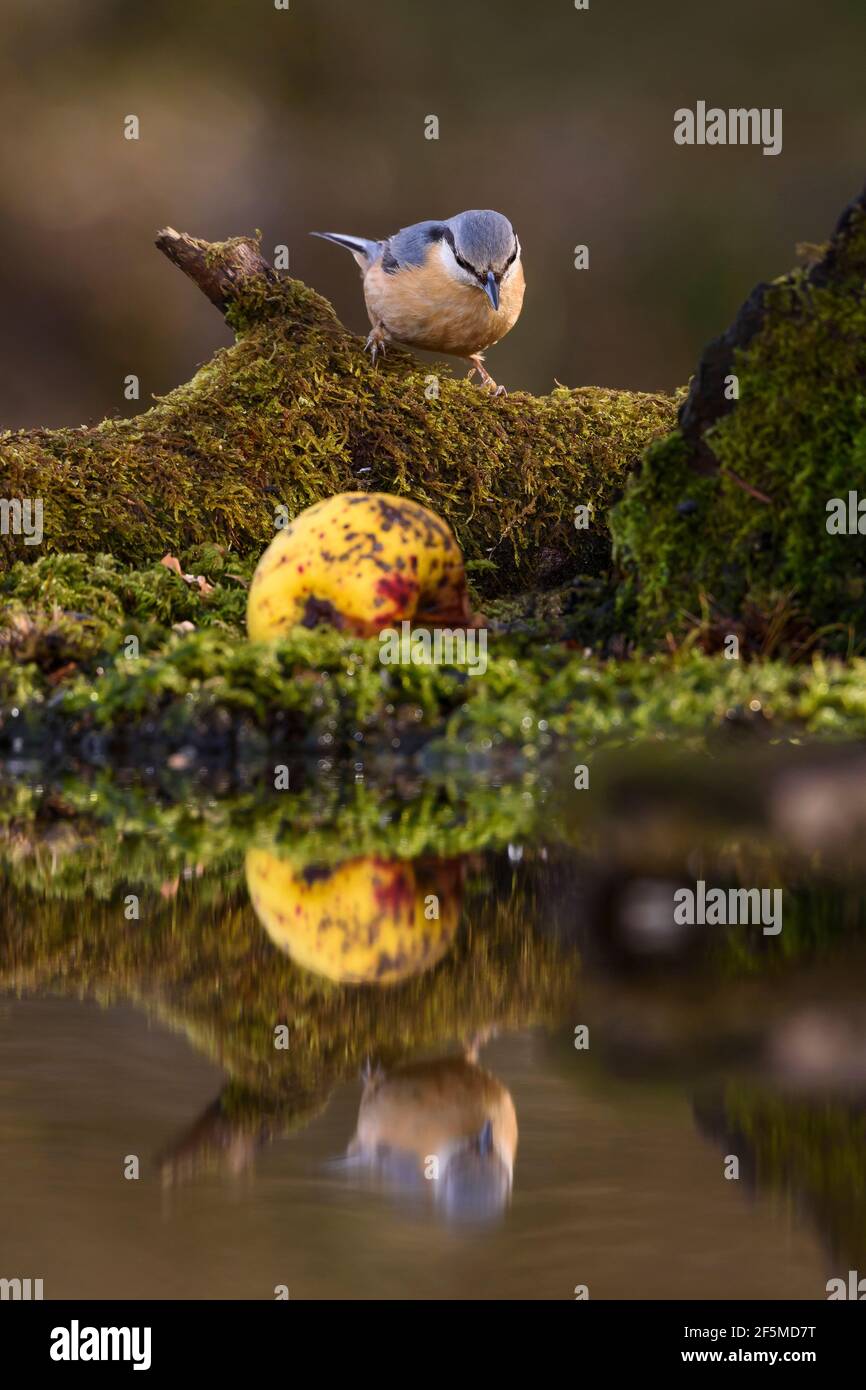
xmin=0 ymin=818 xmax=578 ymax=1190
xmin=3 ymin=766 xmax=866 ymax=1254
xmin=696 ymin=1086 xmax=866 ymax=1272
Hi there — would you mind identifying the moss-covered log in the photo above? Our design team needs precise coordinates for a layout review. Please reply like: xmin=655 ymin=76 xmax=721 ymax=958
xmin=4 ymin=183 xmax=866 ymax=758
xmin=0 ymin=228 xmax=675 ymax=596
xmin=612 ymin=182 xmax=866 ymax=653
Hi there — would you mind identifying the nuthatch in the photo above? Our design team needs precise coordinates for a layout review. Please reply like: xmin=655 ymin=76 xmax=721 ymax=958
xmin=312 ymin=209 xmax=525 ymax=394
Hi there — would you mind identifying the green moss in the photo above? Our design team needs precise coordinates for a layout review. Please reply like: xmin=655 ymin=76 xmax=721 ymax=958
xmin=0 ymin=550 xmax=250 ymax=632
xmin=611 ymin=431 xmax=719 ymax=635
xmin=6 ymin=555 xmax=866 ymax=754
xmin=613 ymin=197 xmax=866 ymax=651
xmin=0 ymin=271 xmax=675 ymax=597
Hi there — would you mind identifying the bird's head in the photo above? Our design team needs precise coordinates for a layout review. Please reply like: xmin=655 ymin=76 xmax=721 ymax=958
xmin=438 ymin=1119 xmax=513 ymax=1224
xmin=440 ymin=209 xmax=521 ymax=311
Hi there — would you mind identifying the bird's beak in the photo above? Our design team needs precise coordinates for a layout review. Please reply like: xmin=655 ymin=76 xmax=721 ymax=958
xmin=484 ymin=270 xmax=500 ymax=311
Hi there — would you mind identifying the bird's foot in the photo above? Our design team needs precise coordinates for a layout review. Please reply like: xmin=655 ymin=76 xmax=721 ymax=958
xmin=364 ymin=322 xmax=390 ymax=366
xmin=361 ymin=1056 xmax=385 ymax=1086
xmin=463 ymin=1026 xmax=496 ymax=1064
xmin=468 ymin=354 xmax=507 ymax=396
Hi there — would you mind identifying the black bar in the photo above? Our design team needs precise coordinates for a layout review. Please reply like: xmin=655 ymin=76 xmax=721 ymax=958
xmin=4 ymin=1299 xmax=862 ymax=1374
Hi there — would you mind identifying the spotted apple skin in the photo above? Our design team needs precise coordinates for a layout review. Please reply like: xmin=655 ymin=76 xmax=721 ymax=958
xmin=247 ymin=492 xmax=481 ymax=640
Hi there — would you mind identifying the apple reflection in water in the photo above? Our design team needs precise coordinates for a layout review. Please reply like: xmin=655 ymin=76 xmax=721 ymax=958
xmin=245 ymin=851 xmax=462 ymax=985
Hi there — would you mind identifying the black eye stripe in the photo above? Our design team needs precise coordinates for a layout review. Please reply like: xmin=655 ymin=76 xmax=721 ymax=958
xmin=442 ymin=226 xmax=518 ymax=281
xmin=456 ymin=253 xmax=484 ymax=280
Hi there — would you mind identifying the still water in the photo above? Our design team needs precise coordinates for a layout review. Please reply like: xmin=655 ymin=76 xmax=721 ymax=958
xmin=2 ymin=746 xmax=865 ymax=1300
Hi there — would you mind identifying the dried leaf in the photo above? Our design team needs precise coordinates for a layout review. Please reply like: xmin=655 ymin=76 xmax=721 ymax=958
xmin=161 ymin=554 xmax=214 ymax=597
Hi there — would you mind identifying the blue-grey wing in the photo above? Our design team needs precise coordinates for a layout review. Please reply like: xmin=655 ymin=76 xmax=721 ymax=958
xmin=381 ymin=220 xmax=446 ymax=274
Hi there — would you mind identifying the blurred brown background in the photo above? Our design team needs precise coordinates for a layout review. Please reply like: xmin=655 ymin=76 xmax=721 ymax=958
xmin=1 ymin=0 xmax=864 ymax=429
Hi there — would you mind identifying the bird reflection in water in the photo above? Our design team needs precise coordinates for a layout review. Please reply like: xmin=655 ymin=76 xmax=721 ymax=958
xmin=341 ymin=1038 xmax=518 ymax=1225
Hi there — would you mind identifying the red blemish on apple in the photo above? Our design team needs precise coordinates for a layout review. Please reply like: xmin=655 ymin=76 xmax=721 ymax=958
xmin=373 ymin=866 xmax=415 ymax=918
xmin=375 ymin=572 xmax=418 ymax=612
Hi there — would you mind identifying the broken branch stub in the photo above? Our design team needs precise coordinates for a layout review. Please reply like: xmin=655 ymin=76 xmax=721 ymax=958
xmin=154 ymin=227 xmax=278 ymax=312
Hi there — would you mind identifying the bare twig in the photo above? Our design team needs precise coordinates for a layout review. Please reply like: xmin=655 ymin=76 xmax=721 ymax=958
xmin=154 ymin=227 xmax=277 ymax=312
xmin=718 ymin=467 xmax=772 ymax=505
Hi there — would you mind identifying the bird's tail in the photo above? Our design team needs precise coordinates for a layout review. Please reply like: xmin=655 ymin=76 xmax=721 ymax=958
xmin=310 ymin=231 xmax=380 ymax=266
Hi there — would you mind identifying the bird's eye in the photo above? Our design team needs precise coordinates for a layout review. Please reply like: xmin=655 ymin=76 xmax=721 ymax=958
xmin=455 ymin=252 xmax=480 ymax=279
